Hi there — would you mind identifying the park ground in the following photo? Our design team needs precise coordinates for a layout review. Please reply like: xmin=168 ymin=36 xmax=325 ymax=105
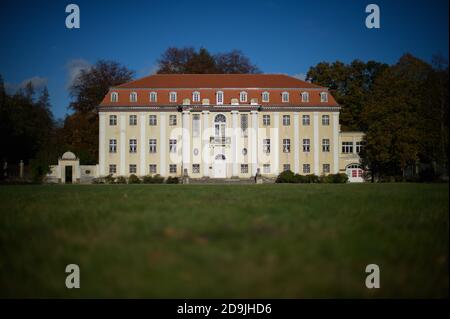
xmin=0 ymin=183 xmax=448 ymax=298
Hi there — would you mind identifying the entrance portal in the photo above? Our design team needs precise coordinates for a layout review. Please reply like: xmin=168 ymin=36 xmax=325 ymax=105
xmin=213 ymin=154 xmax=226 ymax=178
xmin=65 ymin=166 xmax=73 ymax=184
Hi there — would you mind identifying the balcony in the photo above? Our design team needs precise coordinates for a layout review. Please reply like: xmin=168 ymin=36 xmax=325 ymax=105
xmin=210 ymin=136 xmax=231 ymax=145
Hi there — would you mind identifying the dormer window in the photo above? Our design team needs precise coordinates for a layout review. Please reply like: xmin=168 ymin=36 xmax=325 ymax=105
xmin=111 ymin=92 xmax=118 ymax=102
xmin=320 ymin=92 xmax=328 ymax=103
xmin=150 ymin=91 xmax=157 ymax=102
xmin=130 ymin=92 xmax=137 ymax=102
xmin=216 ymin=91 xmax=224 ymax=105
xmin=240 ymin=91 xmax=248 ymax=103
xmin=192 ymin=91 xmax=200 ymax=103
xmin=262 ymin=91 xmax=270 ymax=102
xmin=169 ymin=91 xmax=177 ymax=103
xmin=301 ymin=92 xmax=309 ymax=102
xmin=282 ymin=91 xmax=289 ymax=103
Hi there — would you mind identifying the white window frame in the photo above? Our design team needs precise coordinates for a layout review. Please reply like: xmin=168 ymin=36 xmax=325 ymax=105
xmin=323 ymin=164 xmax=330 ymax=174
xmin=303 ymin=139 xmax=310 ymax=152
xmin=283 ymin=164 xmax=291 ymax=172
xmin=109 ymin=115 xmax=117 ymax=126
xmin=303 ymin=164 xmax=311 ymax=174
xmin=129 ymin=164 xmax=137 ymax=174
xmin=263 ymin=114 xmax=271 ymax=126
xmin=109 ymin=139 xmax=117 ymax=153
xmin=150 ymin=91 xmax=157 ymax=102
xmin=109 ymin=164 xmax=117 ymax=174
xmin=192 ymin=114 xmax=200 ymax=137
xmin=216 ymin=91 xmax=224 ymax=105
xmin=241 ymin=164 xmax=248 ymax=174
xmin=169 ymin=115 xmax=177 ymax=126
xmin=322 ymin=115 xmax=330 ymax=126
xmin=169 ymin=139 xmax=177 ymax=153
xmin=169 ymin=164 xmax=177 ymax=173
xmin=111 ymin=92 xmax=118 ymax=103
xmin=149 ymin=164 xmax=157 ymax=174
xmin=192 ymin=164 xmax=200 ymax=174
xmin=263 ymin=164 xmax=271 ymax=174
xmin=149 ymin=114 xmax=157 ymax=126
xmin=283 ymin=115 xmax=290 ymax=126
xmin=322 ymin=139 xmax=330 ymax=152
xmin=130 ymin=92 xmax=138 ymax=103
xmin=263 ymin=139 xmax=271 ymax=153
xmin=283 ymin=139 xmax=291 ymax=153
xmin=129 ymin=139 xmax=137 ymax=153
xmin=301 ymin=92 xmax=309 ymax=102
xmin=241 ymin=114 xmax=248 ymax=137
xmin=239 ymin=91 xmax=248 ymax=103
xmin=149 ymin=139 xmax=157 ymax=153
xmin=320 ymin=92 xmax=328 ymax=103
xmin=282 ymin=91 xmax=289 ymax=103
xmin=356 ymin=141 xmax=365 ymax=154
xmin=302 ymin=114 xmax=310 ymax=126
xmin=169 ymin=91 xmax=177 ymax=103
xmin=129 ymin=115 xmax=137 ymax=126
xmin=342 ymin=141 xmax=353 ymax=154
xmin=262 ymin=91 xmax=270 ymax=102
xmin=192 ymin=91 xmax=200 ymax=103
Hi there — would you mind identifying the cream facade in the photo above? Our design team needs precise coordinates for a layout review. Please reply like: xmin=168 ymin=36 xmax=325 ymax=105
xmin=95 ymin=74 xmax=365 ymax=182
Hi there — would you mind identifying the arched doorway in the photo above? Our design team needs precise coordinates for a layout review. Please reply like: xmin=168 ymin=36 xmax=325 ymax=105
xmin=213 ymin=154 xmax=227 ymax=178
xmin=346 ymin=163 xmax=364 ymax=183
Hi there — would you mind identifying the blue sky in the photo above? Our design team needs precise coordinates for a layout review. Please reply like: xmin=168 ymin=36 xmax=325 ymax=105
xmin=0 ymin=0 xmax=448 ymax=119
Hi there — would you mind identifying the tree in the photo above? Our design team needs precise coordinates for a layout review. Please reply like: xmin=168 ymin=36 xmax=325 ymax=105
xmin=64 ymin=60 xmax=134 ymax=163
xmin=156 ymin=47 xmax=260 ymax=74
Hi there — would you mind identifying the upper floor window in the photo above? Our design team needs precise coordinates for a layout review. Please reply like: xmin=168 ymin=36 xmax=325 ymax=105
xmin=322 ymin=115 xmax=330 ymax=126
xmin=130 ymin=92 xmax=137 ymax=102
xmin=262 ymin=91 xmax=270 ymax=102
xmin=169 ymin=114 xmax=177 ymax=126
xmin=169 ymin=91 xmax=177 ymax=103
xmin=283 ymin=115 xmax=290 ymax=126
xmin=149 ymin=139 xmax=157 ymax=153
xmin=149 ymin=115 xmax=157 ymax=126
xmin=150 ymin=91 xmax=157 ymax=102
xmin=282 ymin=91 xmax=289 ymax=103
xmin=192 ymin=91 xmax=200 ymax=103
xmin=129 ymin=139 xmax=137 ymax=153
xmin=109 ymin=139 xmax=117 ymax=153
xmin=111 ymin=92 xmax=118 ymax=102
xmin=356 ymin=141 xmax=365 ymax=154
xmin=320 ymin=92 xmax=328 ymax=103
xmin=263 ymin=139 xmax=271 ymax=153
xmin=283 ymin=139 xmax=291 ymax=153
xmin=342 ymin=141 xmax=353 ymax=153
xmin=302 ymin=114 xmax=310 ymax=126
xmin=241 ymin=114 xmax=248 ymax=137
xmin=109 ymin=115 xmax=117 ymax=126
xmin=192 ymin=114 xmax=200 ymax=137
xmin=301 ymin=92 xmax=309 ymax=102
xmin=303 ymin=139 xmax=310 ymax=152
xmin=322 ymin=139 xmax=330 ymax=152
xmin=216 ymin=91 xmax=224 ymax=105
xmin=129 ymin=115 xmax=137 ymax=126
xmin=240 ymin=91 xmax=248 ymax=103
xmin=263 ymin=114 xmax=271 ymax=126
xmin=169 ymin=139 xmax=177 ymax=153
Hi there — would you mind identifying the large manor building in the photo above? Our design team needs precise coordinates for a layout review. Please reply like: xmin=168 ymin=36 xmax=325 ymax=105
xmin=94 ymin=74 xmax=365 ymax=182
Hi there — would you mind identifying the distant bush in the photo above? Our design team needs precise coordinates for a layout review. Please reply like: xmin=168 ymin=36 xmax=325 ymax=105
xmin=277 ymin=171 xmax=347 ymax=184
xmin=166 ymin=176 xmax=179 ymax=184
xmin=128 ymin=174 xmax=141 ymax=184
xmin=116 ymin=176 xmax=127 ymax=184
xmin=92 ymin=178 xmax=104 ymax=184
xmin=143 ymin=174 xmax=164 ymax=184
xmin=104 ymin=174 xmax=115 ymax=184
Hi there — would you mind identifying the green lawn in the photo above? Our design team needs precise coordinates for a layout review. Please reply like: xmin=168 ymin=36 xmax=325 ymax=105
xmin=0 ymin=183 xmax=448 ymax=298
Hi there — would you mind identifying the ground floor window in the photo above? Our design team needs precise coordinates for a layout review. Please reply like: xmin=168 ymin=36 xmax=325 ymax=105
xmin=342 ymin=141 xmax=353 ymax=153
xmin=149 ymin=164 xmax=157 ymax=174
xmin=129 ymin=164 xmax=137 ymax=174
xmin=192 ymin=164 xmax=200 ymax=174
xmin=283 ymin=164 xmax=291 ymax=171
xmin=323 ymin=164 xmax=330 ymax=174
xmin=241 ymin=164 xmax=248 ymax=173
xmin=303 ymin=164 xmax=311 ymax=174
xmin=109 ymin=164 xmax=116 ymax=174
xmin=263 ymin=164 xmax=271 ymax=173
xmin=169 ymin=164 xmax=177 ymax=173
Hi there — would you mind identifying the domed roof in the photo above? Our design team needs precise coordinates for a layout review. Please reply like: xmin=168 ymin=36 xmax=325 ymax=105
xmin=61 ymin=151 xmax=77 ymax=160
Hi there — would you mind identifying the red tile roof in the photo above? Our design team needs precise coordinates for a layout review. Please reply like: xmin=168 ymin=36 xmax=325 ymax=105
xmin=114 ymin=74 xmax=323 ymax=89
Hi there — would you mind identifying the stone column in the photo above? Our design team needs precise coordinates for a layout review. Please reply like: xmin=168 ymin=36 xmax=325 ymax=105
xmin=333 ymin=112 xmax=339 ymax=173
xmin=182 ymin=111 xmax=190 ymax=175
xmin=231 ymin=110 xmax=239 ymax=177
xmin=120 ymin=114 xmax=126 ymax=176
xmin=19 ymin=160 xmax=24 ymax=179
xmin=140 ymin=113 xmax=146 ymax=176
xmin=250 ymin=110 xmax=258 ymax=175
xmin=294 ymin=113 xmax=300 ymax=174
xmin=99 ymin=112 xmax=106 ymax=176
xmin=313 ymin=111 xmax=319 ymax=175
xmin=202 ymin=110 xmax=210 ymax=177
xmin=159 ymin=112 xmax=167 ymax=176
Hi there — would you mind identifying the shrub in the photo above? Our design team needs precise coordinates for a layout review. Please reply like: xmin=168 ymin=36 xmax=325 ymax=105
xmin=275 ymin=170 xmax=295 ymax=183
xmin=128 ymin=174 xmax=141 ymax=184
xmin=166 ymin=176 xmax=179 ymax=184
xmin=143 ymin=174 xmax=165 ymax=184
xmin=92 ymin=178 xmax=104 ymax=184
xmin=116 ymin=176 xmax=127 ymax=184
xmin=104 ymin=174 xmax=115 ymax=184
xmin=305 ymin=174 xmax=320 ymax=183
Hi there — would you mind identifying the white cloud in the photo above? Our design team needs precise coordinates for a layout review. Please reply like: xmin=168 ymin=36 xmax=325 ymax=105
xmin=5 ymin=76 xmax=48 ymax=94
xmin=65 ymin=58 xmax=91 ymax=87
